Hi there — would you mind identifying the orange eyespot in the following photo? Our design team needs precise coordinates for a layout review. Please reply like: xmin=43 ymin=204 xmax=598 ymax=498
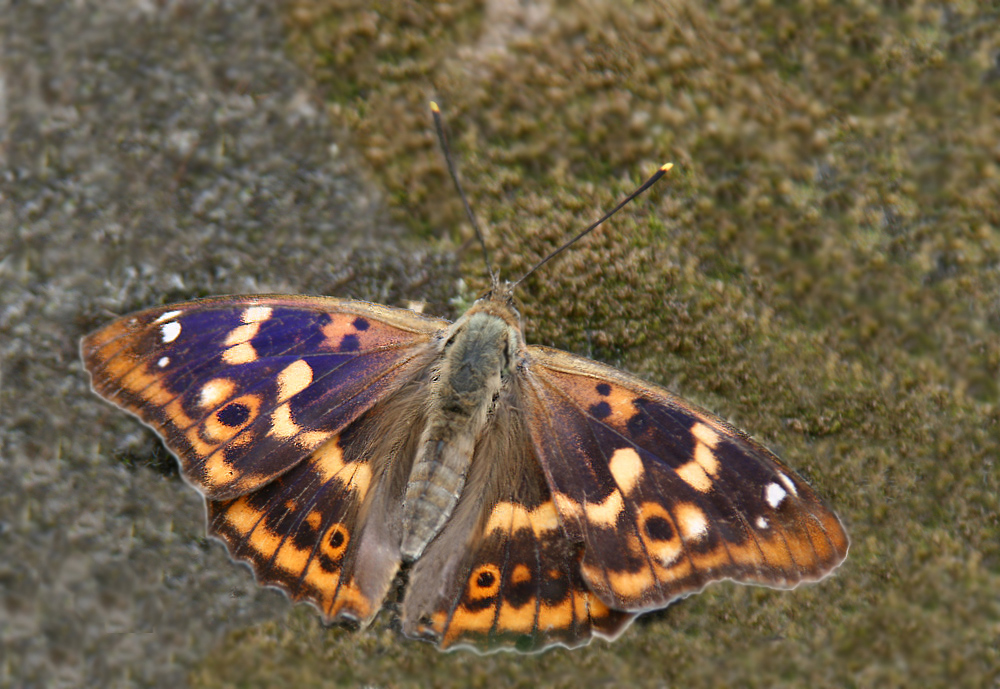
xmin=467 ymin=564 xmax=502 ymax=600
xmin=321 ymin=523 xmax=350 ymax=560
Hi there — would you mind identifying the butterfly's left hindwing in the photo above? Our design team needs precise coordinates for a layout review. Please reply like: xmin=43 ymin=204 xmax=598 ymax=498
xmin=207 ymin=433 xmax=384 ymax=623
xmin=524 ymin=345 xmax=849 ymax=613
xmin=207 ymin=367 xmax=438 ymax=626
xmin=82 ymin=295 xmax=448 ymax=499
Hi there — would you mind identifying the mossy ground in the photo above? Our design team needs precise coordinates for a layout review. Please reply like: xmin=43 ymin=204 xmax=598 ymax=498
xmin=4 ymin=1 xmax=996 ymax=687
xmin=194 ymin=2 xmax=999 ymax=687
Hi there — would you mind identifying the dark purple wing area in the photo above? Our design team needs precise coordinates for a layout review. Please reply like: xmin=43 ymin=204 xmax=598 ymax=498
xmin=82 ymin=295 xmax=447 ymax=499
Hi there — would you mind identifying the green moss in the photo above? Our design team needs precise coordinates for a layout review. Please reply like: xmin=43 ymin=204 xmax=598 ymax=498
xmin=191 ymin=0 xmax=1000 ymax=686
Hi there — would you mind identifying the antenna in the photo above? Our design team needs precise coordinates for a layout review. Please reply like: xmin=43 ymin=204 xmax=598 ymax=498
xmin=430 ymin=102 xmax=496 ymax=284
xmin=513 ymin=162 xmax=674 ymax=287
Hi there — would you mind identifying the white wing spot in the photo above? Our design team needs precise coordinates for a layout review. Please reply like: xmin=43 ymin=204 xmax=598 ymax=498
xmin=778 ymin=471 xmax=798 ymax=496
xmin=160 ymin=321 xmax=181 ymax=343
xmin=766 ymin=482 xmax=788 ymax=508
xmin=157 ymin=356 xmax=170 ymax=368
xmin=756 ymin=516 xmax=769 ymax=529
xmin=675 ymin=503 xmax=708 ymax=541
xmin=153 ymin=310 xmax=183 ymax=324
xmin=199 ymin=379 xmax=235 ymax=409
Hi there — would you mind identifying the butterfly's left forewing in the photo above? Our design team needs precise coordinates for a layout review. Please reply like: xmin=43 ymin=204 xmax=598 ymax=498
xmin=523 ymin=345 xmax=849 ymax=613
xmin=82 ymin=295 xmax=448 ymax=499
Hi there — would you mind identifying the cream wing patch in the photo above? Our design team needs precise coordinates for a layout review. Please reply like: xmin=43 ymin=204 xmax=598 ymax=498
xmin=277 ymin=359 xmax=314 ymax=402
xmin=585 ymin=491 xmax=625 ymax=527
xmin=484 ymin=501 xmax=561 ymax=538
xmin=199 ymin=378 xmax=236 ymax=409
xmin=242 ymin=305 xmax=273 ymax=323
xmin=219 ymin=306 xmax=273 ymax=366
xmin=675 ymin=422 xmax=722 ymax=493
xmin=608 ymin=447 xmax=644 ymax=495
xmin=674 ymin=502 xmax=708 ymax=542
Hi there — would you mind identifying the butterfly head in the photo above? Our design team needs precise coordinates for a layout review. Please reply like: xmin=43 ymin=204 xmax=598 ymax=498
xmin=468 ymin=278 xmax=523 ymax=332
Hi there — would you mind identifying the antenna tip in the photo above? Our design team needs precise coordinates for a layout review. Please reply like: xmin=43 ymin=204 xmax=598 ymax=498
xmin=660 ymin=162 xmax=674 ymax=172
xmin=430 ymin=101 xmax=440 ymax=113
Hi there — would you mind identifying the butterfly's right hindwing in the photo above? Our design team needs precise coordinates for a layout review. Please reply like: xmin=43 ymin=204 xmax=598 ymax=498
xmin=400 ymin=391 xmax=633 ymax=652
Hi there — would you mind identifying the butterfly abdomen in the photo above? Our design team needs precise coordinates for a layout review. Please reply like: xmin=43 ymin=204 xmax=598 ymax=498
xmin=401 ymin=310 xmax=520 ymax=561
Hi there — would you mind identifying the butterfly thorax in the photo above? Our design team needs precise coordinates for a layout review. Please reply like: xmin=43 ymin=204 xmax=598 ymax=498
xmin=400 ymin=294 xmax=523 ymax=561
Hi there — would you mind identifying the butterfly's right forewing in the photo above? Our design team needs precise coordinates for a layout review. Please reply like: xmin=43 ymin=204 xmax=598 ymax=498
xmin=524 ymin=345 xmax=849 ymax=613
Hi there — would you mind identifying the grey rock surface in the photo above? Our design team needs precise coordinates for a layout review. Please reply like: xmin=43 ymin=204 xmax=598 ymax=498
xmin=0 ymin=3 xmax=452 ymax=687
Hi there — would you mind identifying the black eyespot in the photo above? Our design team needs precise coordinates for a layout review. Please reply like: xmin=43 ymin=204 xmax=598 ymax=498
xmin=339 ymin=334 xmax=360 ymax=351
xmin=627 ymin=410 xmax=648 ymax=436
xmin=596 ymin=383 xmax=612 ymax=396
xmin=644 ymin=515 xmax=674 ymax=542
xmin=217 ymin=403 xmax=250 ymax=427
xmin=330 ymin=530 xmax=345 ymax=548
xmin=476 ymin=570 xmax=495 ymax=588
xmin=590 ymin=401 xmax=612 ymax=419
xmin=351 ymin=317 xmax=370 ymax=331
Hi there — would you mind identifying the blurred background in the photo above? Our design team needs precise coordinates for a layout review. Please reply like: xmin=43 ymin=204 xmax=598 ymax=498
xmin=1 ymin=1 xmax=997 ymax=687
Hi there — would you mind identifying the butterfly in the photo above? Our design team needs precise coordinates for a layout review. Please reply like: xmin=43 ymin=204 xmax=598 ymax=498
xmin=81 ymin=107 xmax=848 ymax=653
